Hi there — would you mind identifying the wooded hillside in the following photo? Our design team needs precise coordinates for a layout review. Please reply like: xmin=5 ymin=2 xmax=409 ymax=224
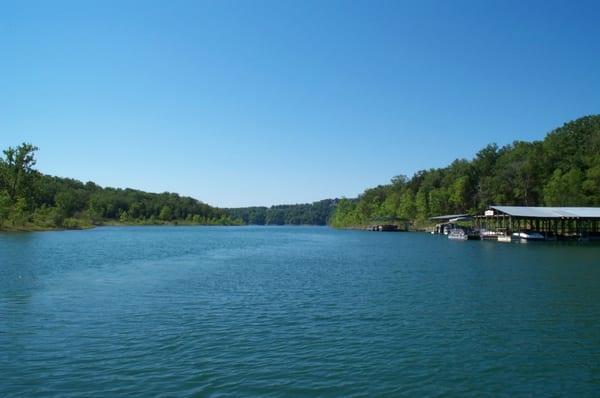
xmin=331 ymin=115 xmax=600 ymax=227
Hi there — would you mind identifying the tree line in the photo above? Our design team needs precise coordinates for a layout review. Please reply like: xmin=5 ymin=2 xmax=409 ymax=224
xmin=330 ymin=115 xmax=600 ymax=227
xmin=226 ymin=199 xmax=337 ymax=226
xmin=0 ymin=144 xmax=239 ymax=230
xmin=0 ymin=143 xmax=337 ymax=230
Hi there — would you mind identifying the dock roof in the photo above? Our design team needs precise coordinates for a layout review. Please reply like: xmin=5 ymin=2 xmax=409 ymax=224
xmin=490 ymin=206 xmax=600 ymax=219
xmin=429 ymin=213 xmax=470 ymax=221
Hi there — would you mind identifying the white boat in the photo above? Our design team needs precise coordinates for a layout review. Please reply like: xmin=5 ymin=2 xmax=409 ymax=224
xmin=497 ymin=235 xmax=512 ymax=243
xmin=480 ymin=227 xmax=511 ymax=240
xmin=480 ymin=230 xmax=499 ymax=240
xmin=448 ymin=229 xmax=468 ymax=240
xmin=512 ymin=231 xmax=545 ymax=240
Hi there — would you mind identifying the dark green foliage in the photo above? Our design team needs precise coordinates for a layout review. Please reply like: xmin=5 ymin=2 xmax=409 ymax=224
xmin=0 ymin=143 xmax=38 ymax=203
xmin=332 ymin=115 xmax=600 ymax=227
xmin=226 ymin=199 xmax=337 ymax=225
xmin=0 ymin=143 xmax=240 ymax=230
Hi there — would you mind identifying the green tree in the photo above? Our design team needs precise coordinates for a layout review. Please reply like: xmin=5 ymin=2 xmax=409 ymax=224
xmin=33 ymin=205 xmax=63 ymax=228
xmin=428 ymin=188 xmax=449 ymax=216
xmin=543 ymin=168 xmax=586 ymax=206
xmin=119 ymin=210 xmax=130 ymax=223
xmin=449 ymin=176 xmax=470 ymax=212
xmin=415 ymin=187 xmax=428 ymax=221
xmin=330 ymin=198 xmax=361 ymax=227
xmin=397 ymin=190 xmax=416 ymax=220
xmin=582 ymin=158 xmax=600 ymax=205
xmin=9 ymin=197 xmax=29 ymax=226
xmin=0 ymin=143 xmax=39 ymax=203
xmin=159 ymin=205 xmax=173 ymax=221
xmin=0 ymin=192 xmax=10 ymax=226
xmin=55 ymin=190 xmax=87 ymax=217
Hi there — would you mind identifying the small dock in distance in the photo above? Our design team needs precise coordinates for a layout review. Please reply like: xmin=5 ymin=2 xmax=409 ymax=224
xmin=429 ymin=214 xmax=474 ymax=236
xmin=367 ymin=224 xmax=400 ymax=232
xmin=366 ymin=217 xmax=410 ymax=232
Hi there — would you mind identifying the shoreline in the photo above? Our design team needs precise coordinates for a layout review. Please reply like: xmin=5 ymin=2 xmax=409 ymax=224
xmin=0 ymin=222 xmax=333 ymax=233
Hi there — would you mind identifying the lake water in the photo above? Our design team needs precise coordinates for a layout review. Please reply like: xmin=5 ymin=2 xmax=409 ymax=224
xmin=1 ymin=226 xmax=600 ymax=396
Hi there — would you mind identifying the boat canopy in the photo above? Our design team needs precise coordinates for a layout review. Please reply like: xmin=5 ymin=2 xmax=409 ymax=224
xmin=448 ymin=216 xmax=473 ymax=222
xmin=490 ymin=206 xmax=600 ymax=219
xmin=429 ymin=213 xmax=470 ymax=222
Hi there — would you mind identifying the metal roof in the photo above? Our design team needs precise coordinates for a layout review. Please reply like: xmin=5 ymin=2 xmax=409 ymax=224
xmin=490 ymin=206 xmax=600 ymax=218
xmin=429 ymin=213 xmax=470 ymax=221
xmin=449 ymin=216 xmax=473 ymax=222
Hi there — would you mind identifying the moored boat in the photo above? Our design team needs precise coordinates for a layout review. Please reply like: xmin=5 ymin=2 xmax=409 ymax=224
xmin=448 ymin=228 xmax=468 ymax=240
xmin=512 ymin=231 xmax=545 ymax=240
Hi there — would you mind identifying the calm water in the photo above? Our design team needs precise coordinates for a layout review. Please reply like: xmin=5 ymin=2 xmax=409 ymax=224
xmin=1 ymin=226 xmax=600 ymax=397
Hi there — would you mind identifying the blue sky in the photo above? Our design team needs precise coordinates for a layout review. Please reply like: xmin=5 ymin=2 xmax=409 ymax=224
xmin=2 ymin=0 xmax=600 ymax=207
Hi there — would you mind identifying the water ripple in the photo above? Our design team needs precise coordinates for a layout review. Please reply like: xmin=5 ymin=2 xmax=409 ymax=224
xmin=1 ymin=227 xmax=600 ymax=396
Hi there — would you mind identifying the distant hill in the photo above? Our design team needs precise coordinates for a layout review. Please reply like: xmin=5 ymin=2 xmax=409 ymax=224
xmin=225 ymin=199 xmax=338 ymax=226
xmin=331 ymin=115 xmax=600 ymax=227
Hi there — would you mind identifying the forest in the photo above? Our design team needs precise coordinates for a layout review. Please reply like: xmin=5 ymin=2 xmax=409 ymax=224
xmin=0 ymin=144 xmax=336 ymax=230
xmin=331 ymin=115 xmax=600 ymax=227
xmin=226 ymin=200 xmax=337 ymax=226
xmin=0 ymin=144 xmax=240 ymax=230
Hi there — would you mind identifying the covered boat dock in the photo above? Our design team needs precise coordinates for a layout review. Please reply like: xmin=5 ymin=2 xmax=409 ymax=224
xmin=476 ymin=206 xmax=600 ymax=240
xmin=366 ymin=217 xmax=410 ymax=232
xmin=429 ymin=214 xmax=472 ymax=235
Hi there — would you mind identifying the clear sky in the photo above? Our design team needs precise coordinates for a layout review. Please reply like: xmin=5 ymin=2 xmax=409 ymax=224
xmin=2 ymin=0 xmax=600 ymax=207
